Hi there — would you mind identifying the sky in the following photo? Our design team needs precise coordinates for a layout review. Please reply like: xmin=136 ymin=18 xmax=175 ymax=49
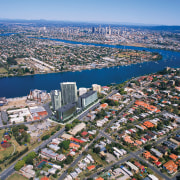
xmin=0 ymin=0 xmax=180 ymax=25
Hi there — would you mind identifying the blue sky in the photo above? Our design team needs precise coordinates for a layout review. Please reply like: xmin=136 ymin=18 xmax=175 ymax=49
xmin=0 ymin=0 xmax=180 ymax=25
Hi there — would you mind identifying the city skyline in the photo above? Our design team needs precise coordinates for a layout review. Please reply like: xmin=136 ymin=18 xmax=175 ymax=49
xmin=0 ymin=0 xmax=180 ymax=26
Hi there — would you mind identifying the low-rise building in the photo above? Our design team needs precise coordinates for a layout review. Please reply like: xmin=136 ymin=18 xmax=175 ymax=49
xmin=41 ymin=148 xmax=58 ymax=160
xmin=163 ymin=160 xmax=178 ymax=174
xmin=20 ymin=165 xmax=35 ymax=179
xmin=69 ymin=122 xmax=86 ymax=136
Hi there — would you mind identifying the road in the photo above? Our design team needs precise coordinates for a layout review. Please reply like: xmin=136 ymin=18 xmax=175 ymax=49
xmin=131 ymin=152 xmax=171 ymax=180
xmin=105 ymin=90 xmax=119 ymax=99
xmin=0 ymin=127 xmax=65 ymax=180
xmin=86 ymin=154 xmax=133 ymax=179
xmin=58 ymin=135 xmax=101 ymax=180
xmin=103 ymin=97 xmax=135 ymax=132
xmin=0 ymin=100 xmax=101 ymax=180
xmin=0 ymin=112 xmax=3 ymax=126
xmin=99 ymin=130 xmax=117 ymax=143
xmin=58 ymin=97 xmax=135 ymax=179
xmin=77 ymin=101 xmax=100 ymax=120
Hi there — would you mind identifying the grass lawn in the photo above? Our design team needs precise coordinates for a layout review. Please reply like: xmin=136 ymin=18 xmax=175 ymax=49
xmin=7 ymin=172 xmax=28 ymax=180
xmin=0 ymin=130 xmax=14 ymax=160
xmin=0 ymin=67 xmax=8 ymax=74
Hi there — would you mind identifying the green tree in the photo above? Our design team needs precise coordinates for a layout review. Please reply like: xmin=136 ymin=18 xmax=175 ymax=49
xmin=42 ymin=134 xmax=50 ymax=140
xmin=65 ymin=124 xmax=72 ymax=131
xmin=93 ymin=147 xmax=100 ymax=154
xmin=14 ymin=160 xmax=25 ymax=171
xmin=144 ymin=144 xmax=152 ymax=151
xmin=64 ymin=155 xmax=73 ymax=164
xmin=59 ymin=140 xmax=70 ymax=150
xmin=23 ymin=152 xmax=37 ymax=164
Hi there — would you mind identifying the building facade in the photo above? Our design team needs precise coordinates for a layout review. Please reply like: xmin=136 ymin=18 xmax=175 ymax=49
xmin=60 ymin=82 xmax=78 ymax=105
xmin=51 ymin=90 xmax=61 ymax=111
xmin=78 ymin=90 xmax=97 ymax=109
xmin=79 ymin=88 xmax=87 ymax=96
xmin=56 ymin=102 xmax=76 ymax=122
xmin=92 ymin=84 xmax=101 ymax=93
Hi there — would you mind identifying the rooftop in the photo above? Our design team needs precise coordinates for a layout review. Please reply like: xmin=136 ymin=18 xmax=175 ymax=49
xmin=79 ymin=90 xmax=96 ymax=98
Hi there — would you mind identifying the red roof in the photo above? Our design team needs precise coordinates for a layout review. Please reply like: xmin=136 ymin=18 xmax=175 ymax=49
xmin=70 ymin=137 xmax=84 ymax=143
xmin=41 ymin=177 xmax=49 ymax=180
xmin=87 ymin=165 xmax=96 ymax=170
xmin=81 ymin=131 xmax=88 ymax=136
xmin=155 ymin=161 xmax=162 ymax=166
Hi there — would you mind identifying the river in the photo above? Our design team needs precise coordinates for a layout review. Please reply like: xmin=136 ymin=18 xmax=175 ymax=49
xmin=0 ymin=37 xmax=180 ymax=98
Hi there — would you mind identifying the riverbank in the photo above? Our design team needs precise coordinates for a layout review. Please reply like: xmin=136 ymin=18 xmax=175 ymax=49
xmin=0 ymin=56 xmax=161 ymax=79
xmin=29 ymin=35 xmax=180 ymax=52
xmin=0 ymin=39 xmax=180 ymax=98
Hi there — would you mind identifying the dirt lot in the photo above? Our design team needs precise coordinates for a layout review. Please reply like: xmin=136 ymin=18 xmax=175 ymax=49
xmin=0 ymin=97 xmax=28 ymax=111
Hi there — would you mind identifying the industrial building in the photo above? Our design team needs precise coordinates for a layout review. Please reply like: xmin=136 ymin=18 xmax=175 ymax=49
xmin=60 ymin=82 xmax=78 ymax=105
xmin=51 ymin=90 xmax=61 ymax=111
xmin=78 ymin=90 xmax=97 ymax=109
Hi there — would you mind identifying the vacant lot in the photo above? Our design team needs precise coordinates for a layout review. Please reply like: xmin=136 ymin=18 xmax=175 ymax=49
xmin=0 ymin=67 xmax=8 ymax=74
xmin=7 ymin=172 xmax=28 ymax=180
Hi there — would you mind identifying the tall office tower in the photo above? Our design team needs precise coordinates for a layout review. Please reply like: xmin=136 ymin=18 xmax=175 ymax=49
xmin=92 ymin=27 xmax=95 ymax=34
xmin=99 ymin=25 xmax=101 ymax=34
xmin=106 ymin=27 xmax=108 ymax=35
xmin=60 ymin=82 xmax=78 ymax=105
xmin=50 ymin=90 xmax=61 ymax=111
xmin=109 ymin=26 xmax=111 ymax=35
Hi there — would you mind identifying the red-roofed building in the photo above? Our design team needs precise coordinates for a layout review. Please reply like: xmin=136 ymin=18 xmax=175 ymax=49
xmin=87 ymin=165 xmax=96 ymax=171
xmin=70 ymin=137 xmax=84 ymax=144
xmin=41 ymin=177 xmax=49 ymax=180
xmin=81 ymin=131 xmax=88 ymax=136
xmin=155 ymin=161 xmax=162 ymax=167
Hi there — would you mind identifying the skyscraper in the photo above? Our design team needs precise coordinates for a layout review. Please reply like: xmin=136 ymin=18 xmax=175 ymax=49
xmin=50 ymin=90 xmax=61 ymax=111
xmin=92 ymin=27 xmax=95 ymax=34
xmin=109 ymin=26 xmax=111 ymax=35
xmin=60 ymin=82 xmax=78 ymax=105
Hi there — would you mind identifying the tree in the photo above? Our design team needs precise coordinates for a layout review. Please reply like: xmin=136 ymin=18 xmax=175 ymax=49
xmin=93 ymin=147 xmax=100 ymax=154
xmin=144 ymin=144 xmax=152 ymax=151
xmin=14 ymin=160 xmax=25 ymax=171
xmin=23 ymin=152 xmax=37 ymax=164
xmin=59 ymin=140 xmax=70 ymax=150
xmin=89 ymin=136 xmax=93 ymax=141
xmin=65 ymin=124 xmax=72 ymax=131
xmin=67 ymin=167 xmax=73 ymax=174
xmin=64 ymin=155 xmax=73 ymax=164
xmin=42 ymin=134 xmax=50 ymax=140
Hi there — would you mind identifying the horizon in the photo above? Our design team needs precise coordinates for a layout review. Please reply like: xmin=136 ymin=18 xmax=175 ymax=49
xmin=0 ymin=0 xmax=180 ymax=26
xmin=0 ymin=18 xmax=180 ymax=27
